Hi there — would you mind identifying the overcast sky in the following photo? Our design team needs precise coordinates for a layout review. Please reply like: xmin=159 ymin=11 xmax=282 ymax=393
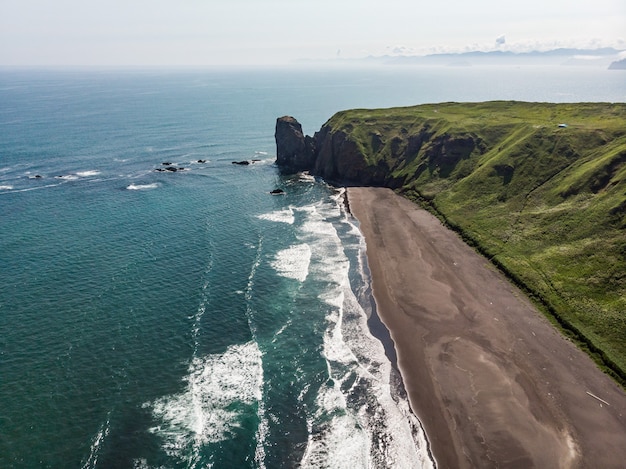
xmin=1 ymin=0 xmax=624 ymax=66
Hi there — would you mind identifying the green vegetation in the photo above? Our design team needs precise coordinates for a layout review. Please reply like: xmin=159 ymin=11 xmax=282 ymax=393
xmin=327 ymin=101 xmax=626 ymax=384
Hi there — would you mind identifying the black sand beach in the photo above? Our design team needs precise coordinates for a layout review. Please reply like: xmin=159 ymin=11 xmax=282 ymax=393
xmin=348 ymin=187 xmax=626 ymax=468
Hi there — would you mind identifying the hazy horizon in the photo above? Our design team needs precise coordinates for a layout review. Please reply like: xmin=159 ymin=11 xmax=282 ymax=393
xmin=1 ymin=0 xmax=625 ymax=67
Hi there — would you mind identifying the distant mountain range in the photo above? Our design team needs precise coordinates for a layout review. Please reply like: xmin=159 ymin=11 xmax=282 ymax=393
xmin=609 ymin=58 xmax=626 ymax=70
xmin=329 ymin=48 xmax=626 ymax=69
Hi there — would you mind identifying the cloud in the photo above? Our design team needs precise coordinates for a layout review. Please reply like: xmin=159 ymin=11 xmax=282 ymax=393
xmin=495 ymin=35 xmax=506 ymax=47
xmin=386 ymin=45 xmax=415 ymax=56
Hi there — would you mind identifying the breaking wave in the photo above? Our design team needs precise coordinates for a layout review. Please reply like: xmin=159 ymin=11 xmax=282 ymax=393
xmin=271 ymin=244 xmax=311 ymax=282
xmin=146 ymin=341 xmax=263 ymax=467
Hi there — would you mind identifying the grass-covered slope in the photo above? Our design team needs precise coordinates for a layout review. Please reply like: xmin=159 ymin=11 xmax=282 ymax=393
xmin=323 ymin=101 xmax=626 ymax=383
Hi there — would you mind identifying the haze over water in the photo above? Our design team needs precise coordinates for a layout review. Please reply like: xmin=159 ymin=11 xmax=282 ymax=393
xmin=1 ymin=65 xmax=624 ymax=468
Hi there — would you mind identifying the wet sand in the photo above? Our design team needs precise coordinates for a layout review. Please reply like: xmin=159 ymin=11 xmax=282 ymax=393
xmin=348 ymin=187 xmax=626 ymax=468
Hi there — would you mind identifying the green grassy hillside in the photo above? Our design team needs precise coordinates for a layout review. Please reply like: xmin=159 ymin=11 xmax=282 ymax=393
xmin=324 ymin=101 xmax=626 ymax=383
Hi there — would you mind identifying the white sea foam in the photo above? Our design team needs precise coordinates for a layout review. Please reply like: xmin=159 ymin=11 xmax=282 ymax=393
xmin=76 ymin=170 xmax=101 ymax=177
xmin=81 ymin=413 xmax=111 ymax=469
xmin=257 ymin=207 xmax=295 ymax=225
xmin=270 ymin=244 xmax=311 ymax=282
xmin=297 ymin=204 xmax=350 ymax=307
xmin=147 ymin=341 xmax=263 ymax=466
xmin=299 ymin=172 xmax=316 ymax=182
xmin=271 ymin=319 xmax=292 ymax=343
xmin=127 ymin=183 xmax=159 ymax=191
xmin=0 ymin=185 xmax=14 ymax=190
xmin=300 ymin=382 xmax=370 ymax=469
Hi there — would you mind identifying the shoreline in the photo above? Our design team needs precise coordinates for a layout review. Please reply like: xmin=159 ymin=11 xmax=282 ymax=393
xmin=347 ymin=186 xmax=626 ymax=468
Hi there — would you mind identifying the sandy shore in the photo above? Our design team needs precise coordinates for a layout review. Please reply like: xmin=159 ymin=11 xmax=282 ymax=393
xmin=348 ymin=187 xmax=626 ymax=469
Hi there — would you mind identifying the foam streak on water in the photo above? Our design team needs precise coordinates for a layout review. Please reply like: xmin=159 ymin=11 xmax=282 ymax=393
xmin=244 ymin=237 xmax=268 ymax=469
xmin=81 ymin=413 xmax=111 ymax=469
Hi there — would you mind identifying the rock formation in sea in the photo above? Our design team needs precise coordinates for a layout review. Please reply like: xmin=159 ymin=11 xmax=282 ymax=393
xmin=274 ymin=116 xmax=316 ymax=173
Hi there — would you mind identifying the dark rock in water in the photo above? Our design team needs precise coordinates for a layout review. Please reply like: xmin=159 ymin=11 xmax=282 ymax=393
xmin=270 ymin=188 xmax=285 ymax=195
xmin=156 ymin=166 xmax=183 ymax=172
xmin=232 ymin=160 xmax=250 ymax=165
xmin=162 ymin=162 xmax=173 ymax=165
xmin=197 ymin=159 xmax=207 ymax=163
xmin=275 ymin=116 xmax=315 ymax=173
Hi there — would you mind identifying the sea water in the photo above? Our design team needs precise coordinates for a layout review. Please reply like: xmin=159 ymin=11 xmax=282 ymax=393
xmin=1 ymin=66 xmax=624 ymax=468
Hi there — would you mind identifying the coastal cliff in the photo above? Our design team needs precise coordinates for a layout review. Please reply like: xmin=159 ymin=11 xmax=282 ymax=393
xmin=275 ymin=101 xmax=626 ymax=383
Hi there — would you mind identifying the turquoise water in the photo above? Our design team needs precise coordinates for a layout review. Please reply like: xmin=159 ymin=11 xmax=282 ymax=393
xmin=1 ymin=66 xmax=624 ymax=468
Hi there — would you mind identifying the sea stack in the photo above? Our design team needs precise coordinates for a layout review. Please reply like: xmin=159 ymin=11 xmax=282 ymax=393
xmin=275 ymin=116 xmax=315 ymax=172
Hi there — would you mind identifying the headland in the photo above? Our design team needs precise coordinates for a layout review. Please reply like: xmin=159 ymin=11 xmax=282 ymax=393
xmin=275 ymin=102 xmax=626 ymax=466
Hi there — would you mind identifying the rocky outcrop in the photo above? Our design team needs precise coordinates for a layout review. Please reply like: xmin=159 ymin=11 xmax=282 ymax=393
xmin=275 ymin=116 xmax=407 ymax=186
xmin=275 ymin=115 xmax=477 ymax=188
xmin=275 ymin=116 xmax=315 ymax=172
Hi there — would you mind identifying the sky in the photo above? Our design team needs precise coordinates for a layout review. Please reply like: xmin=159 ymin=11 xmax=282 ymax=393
xmin=1 ymin=0 xmax=624 ymax=66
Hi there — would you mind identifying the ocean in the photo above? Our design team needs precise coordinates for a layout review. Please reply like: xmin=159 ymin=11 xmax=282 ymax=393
xmin=1 ymin=65 xmax=624 ymax=468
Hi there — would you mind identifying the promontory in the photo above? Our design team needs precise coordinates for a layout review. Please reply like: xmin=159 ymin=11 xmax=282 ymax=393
xmin=275 ymin=101 xmax=626 ymax=468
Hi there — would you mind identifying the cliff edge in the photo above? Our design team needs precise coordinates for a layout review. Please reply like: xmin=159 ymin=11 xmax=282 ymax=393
xmin=275 ymin=101 xmax=626 ymax=384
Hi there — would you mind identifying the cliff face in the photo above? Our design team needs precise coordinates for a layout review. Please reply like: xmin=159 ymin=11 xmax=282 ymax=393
xmin=276 ymin=116 xmax=425 ymax=187
xmin=276 ymin=112 xmax=489 ymax=188
xmin=311 ymin=125 xmax=398 ymax=186
xmin=275 ymin=101 xmax=626 ymax=382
